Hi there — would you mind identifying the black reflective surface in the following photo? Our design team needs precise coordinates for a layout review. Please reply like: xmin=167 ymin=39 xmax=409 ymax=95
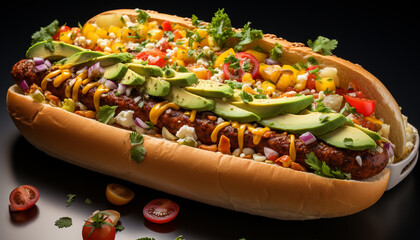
xmin=1 ymin=2 xmax=419 ymax=240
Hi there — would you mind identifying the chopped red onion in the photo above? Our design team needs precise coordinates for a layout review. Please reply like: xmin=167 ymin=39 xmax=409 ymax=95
xmin=134 ymin=117 xmax=149 ymax=129
xmin=88 ymin=62 xmax=104 ymax=79
xmin=20 ymin=80 xmax=29 ymax=92
xmin=263 ymin=147 xmax=279 ymax=160
xmin=299 ymin=131 xmax=316 ymax=145
xmin=265 ymin=57 xmax=281 ymax=65
xmin=117 ymin=83 xmax=127 ymax=95
xmin=34 ymin=64 xmax=48 ymax=72
xmin=76 ymin=66 xmax=88 ymax=75
xmin=33 ymin=57 xmax=44 ymax=65
xmin=383 ymin=142 xmax=394 ymax=158
xmin=44 ymin=59 xmax=52 ymax=68
xmin=104 ymin=80 xmax=118 ymax=89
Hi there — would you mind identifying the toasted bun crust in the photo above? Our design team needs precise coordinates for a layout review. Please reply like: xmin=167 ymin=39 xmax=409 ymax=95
xmin=86 ymin=9 xmax=406 ymax=159
xmin=7 ymin=85 xmax=390 ymax=220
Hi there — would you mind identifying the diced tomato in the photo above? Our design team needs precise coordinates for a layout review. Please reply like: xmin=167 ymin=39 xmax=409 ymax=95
xmin=162 ymin=20 xmax=172 ymax=32
xmin=53 ymin=25 xmax=72 ymax=40
xmin=173 ymin=29 xmax=183 ymax=41
xmin=135 ymin=49 xmax=167 ymax=68
xmin=157 ymin=38 xmax=170 ymax=52
xmin=305 ymin=66 xmax=319 ymax=90
xmin=344 ymin=94 xmax=375 ymax=117
xmin=222 ymin=52 xmax=259 ymax=81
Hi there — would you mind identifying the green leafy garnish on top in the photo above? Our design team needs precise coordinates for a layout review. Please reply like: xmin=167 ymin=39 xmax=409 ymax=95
xmin=129 ymin=132 xmax=146 ymax=163
xmin=305 ymin=152 xmax=351 ymax=179
xmin=207 ymin=8 xmax=235 ymax=48
xmin=31 ymin=19 xmax=60 ymax=51
xmin=307 ymin=36 xmax=338 ymax=56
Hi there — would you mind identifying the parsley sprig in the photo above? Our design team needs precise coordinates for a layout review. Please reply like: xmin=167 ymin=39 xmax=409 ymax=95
xmin=206 ymin=9 xmax=235 ymax=48
xmin=305 ymin=152 xmax=351 ymax=180
xmin=130 ymin=132 xmax=147 ymax=163
xmin=307 ymin=36 xmax=338 ymax=56
xmin=31 ymin=19 xmax=59 ymax=51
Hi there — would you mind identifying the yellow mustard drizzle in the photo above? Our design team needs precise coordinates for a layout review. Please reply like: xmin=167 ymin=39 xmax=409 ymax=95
xmin=52 ymin=69 xmax=72 ymax=88
xmin=289 ymin=134 xmax=296 ymax=161
xmin=189 ymin=110 xmax=197 ymax=122
xmin=82 ymin=82 xmax=101 ymax=94
xmin=149 ymin=101 xmax=180 ymax=125
xmin=211 ymin=121 xmax=231 ymax=142
xmin=41 ymin=69 xmax=61 ymax=90
xmin=93 ymin=85 xmax=110 ymax=111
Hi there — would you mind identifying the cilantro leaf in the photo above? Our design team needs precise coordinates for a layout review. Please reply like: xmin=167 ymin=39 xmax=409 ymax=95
xmin=31 ymin=19 xmax=59 ymax=51
xmin=239 ymin=90 xmax=253 ymax=104
xmin=270 ymin=43 xmax=283 ymax=61
xmin=66 ymin=194 xmax=76 ymax=207
xmin=304 ymin=152 xmax=351 ymax=180
xmin=98 ymin=105 xmax=117 ymax=124
xmin=191 ymin=14 xmax=205 ymax=29
xmin=136 ymin=9 xmax=150 ymax=24
xmin=234 ymin=22 xmax=263 ymax=51
xmin=307 ymin=36 xmax=338 ymax=56
xmin=129 ymin=132 xmax=146 ymax=163
xmin=55 ymin=217 xmax=72 ymax=228
xmin=130 ymin=132 xmax=144 ymax=145
xmin=225 ymin=80 xmax=243 ymax=89
xmin=207 ymin=9 xmax=235 ymax=47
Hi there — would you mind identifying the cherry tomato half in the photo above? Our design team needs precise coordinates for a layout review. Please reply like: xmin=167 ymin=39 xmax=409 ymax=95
xmin=222 ymin=52 xmax=259 ymax=81
xmin=343 ymin=94 xmax=375 ymax=117
xmin=82 ymin=212 xmax=116 ymax=240
xmin=162 ymin=20 xmax=172 ymax=32
xmin=143 ymin=198 xmax=180 ymax=224
xmin=9 ymin=185 xmax=40 ymax=211
xmin=106 ymin=183 xmax=135 ymax=206
xmin=135 ymin=49 xmax=167 ymax=68
xmin=52 ymin=25 xmax=72 ymax=40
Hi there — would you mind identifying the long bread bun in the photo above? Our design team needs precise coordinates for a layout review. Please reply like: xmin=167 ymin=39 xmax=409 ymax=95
xmin=7 ymin=85 xmax=390 ymax=220
xmin=87 ymin=9 xmax=406 ymax=159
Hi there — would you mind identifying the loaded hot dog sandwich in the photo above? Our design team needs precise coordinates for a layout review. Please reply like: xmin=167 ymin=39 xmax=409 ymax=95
xmin=7 ymin=8 xmax=417 ymax=220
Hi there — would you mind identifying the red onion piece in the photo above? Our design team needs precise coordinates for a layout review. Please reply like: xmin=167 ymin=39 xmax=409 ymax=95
xmin=44 ymin=59 xmax=52 ymax=68
xmin=264 ymin=147 xmax=279 ymax=160
xmin=134 ymin=117 xmax=150 ymax=129
xmin=20 ymin=80 xmax=29 ymax=92
xmin=265 ymin=57 xmax=281 ymax=65
xmin=299 ymin=132 xmax=317 ymax=145
xmin=88 ymin=62 xmax=104 ymax=79
xmin=383 ymin=142 xmax=394 ymax=158
xmin=117 ymin=83 xmax=127 ymax=95
xmin=104 ymin=80 xmax=118 ymax=89
xmin=33 ymin=57 xmax=44 ymax=65
xmin=34 ymin=64 xmax=48 ymax=72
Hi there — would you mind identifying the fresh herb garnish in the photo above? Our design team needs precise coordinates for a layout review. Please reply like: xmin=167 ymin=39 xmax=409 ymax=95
xmin=234 ymin=22 xmax=263 ymax=51
xmin=31 ymin=19 xmax=59 ymax=51
xmin=225 ymin=80 xmax=243 ymax=89
xmin=239 ymin=90 xmax=253 ymax=104
xmin=191 ymin=14 xmax=205 ymax=29
xmin=55 ymin=217 xmax=72 ymax=228
xmin=98 ymin=105 xmax=118 ymax=124
xmin=66 ymin=194 xmax=76 ymax=207
xmin=136 ymin=9 xmax=150 ymax=24
xmin=85 ymin=198 xmax=92 ymax=205
xmin=269 ymin=43 xmax=283 ymax=61
xmin=307 ymin=36 xmax=338 ymax=56
xmin=305 ymin=152 xmax=351 ymax=179
xmin=207 ymin=9 xmax=235 ymax=47
xmin=129 ymin=132 xmax=146 ymax=163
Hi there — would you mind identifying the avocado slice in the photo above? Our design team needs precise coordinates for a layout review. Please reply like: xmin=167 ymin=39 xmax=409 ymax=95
xmin=353 ymin=124 xmax=382 ymax=141
xmin=126 ymin=63 xmax=164 ymax=77
xmin=164 ymin=86 xmax=215 ymax=111
xmin=59 ymin=52 xmax=133 ymax=68
xmin=103 ymin=63 xmax=128 ymax=81
xmin=318 ymin=125 xmax=377 ymax=150
xmin=59 ymin=51 xmax=106 ymax=66
xmin=138 ymin=76 xmax=171 ymax=97
xmin=163 ymin=71 xmax=198 ymax=87
xmin=258 ymin=111 xmax=347 ymax=136
xmin=229 ymin=95 xmax=314 ymax=119
xmin=212 ymin=99 xmax=260 ymax=122
xmin=120 ymin=69 xmax=146 ymax=86
xmin=185 ymin=79 xmax=234 ymax=98
xmin=26 ymin=40 xmax=85 ymax=61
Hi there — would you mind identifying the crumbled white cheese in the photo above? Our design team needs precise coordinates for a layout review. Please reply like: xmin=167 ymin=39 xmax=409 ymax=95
xmin=114 ymin=110 xmax=136 ymax=129
xmin=176 ymin=125 xmax=198 ymax=140
xmin=253 ymin=153 xmax=266 ymax=162
xmin=355 ymin=156 xmax=362 ymax=166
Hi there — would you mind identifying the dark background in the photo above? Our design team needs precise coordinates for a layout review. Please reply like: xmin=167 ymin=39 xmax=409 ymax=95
xmin=1 ymin=1 xmax=419 ymax=239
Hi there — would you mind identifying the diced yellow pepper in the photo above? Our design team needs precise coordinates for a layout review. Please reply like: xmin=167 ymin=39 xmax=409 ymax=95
xmin=59 ymin=31 xmax=73 ymax=44
xmin=108 ymin=26 xmax=122 ymax=38
xmin=259 ymin=63 xmax=282 ymax=83
xmin=110 ymin=41 xmax=126 ymax=53
xmin=276 ymin=65 xmax=299 ymax=91
xmin=213 ymin=48 xmax=235 ymax=68
xmin=85 ymin=32 xmax=100 ymax=45
xmin=95 ymin=27 xmax=109 ymax=39
xmin=176 ymin=47 xmax=191 ymax=61
xmin=148 ymin=28 xmax=164 ymax=42
xmin=246 ymin=49 xmax=267 ymax=63
xmin=82 ymin=23 xmax=97 ymax=35
xmin=192 ymin=29 xmax=209 ymax=49
xmin=261 ymin=81 xmax=276 ymax=95
xmin=243 ymin=85 xmax=258 ymax=95
xmin=121 ymin=27 xmax=137 ymax=42
xmin=242 ymin=73 xmax=255 ymax=85
xmin=315 ymin=77 xmax=336 ymax=93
